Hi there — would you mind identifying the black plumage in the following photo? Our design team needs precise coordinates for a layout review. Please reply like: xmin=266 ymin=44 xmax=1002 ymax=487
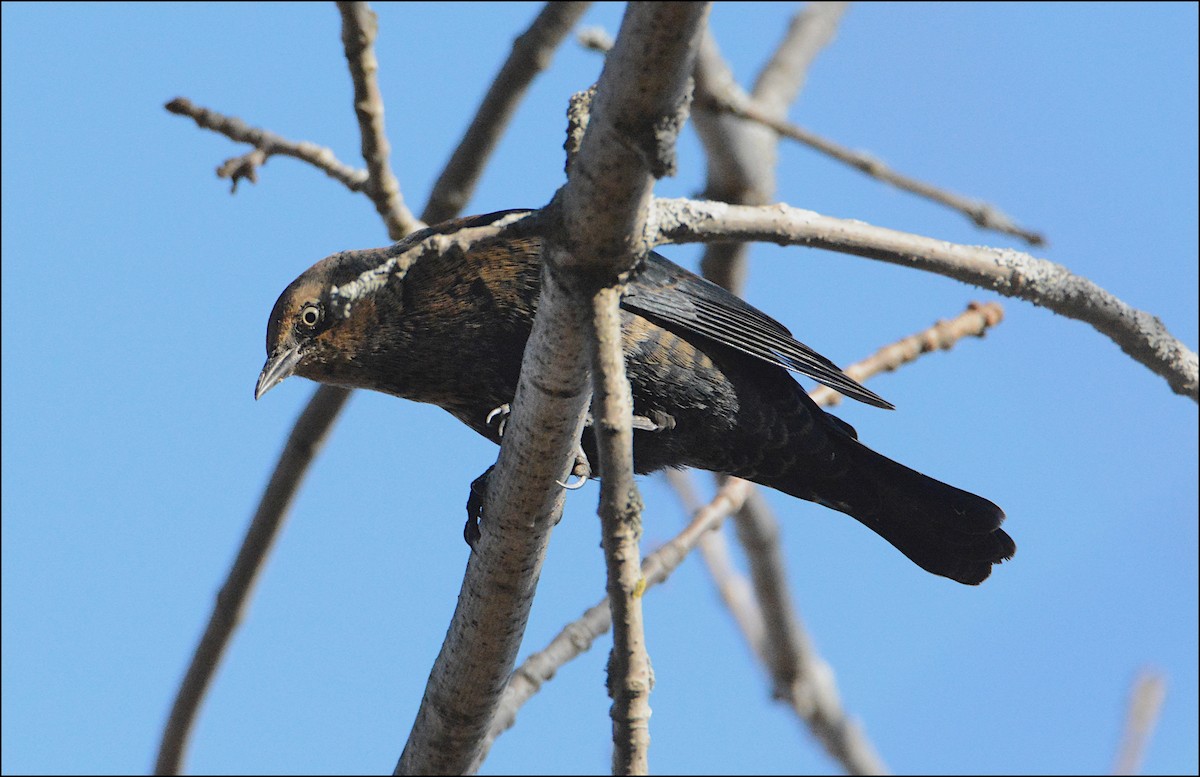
xmin=258 ymin=210 xmax=1015 ymax=584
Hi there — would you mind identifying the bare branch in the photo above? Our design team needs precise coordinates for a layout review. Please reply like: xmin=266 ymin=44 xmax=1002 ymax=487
xmin=716 ymin=97 xmax=1047 ymax=246
xmin=690 ymin=2 xmax=845 ymax=290
xmin=476 ymin=477 xmax=753 ymax=768
xmin=423 ymin=2 xmax=590 ymax=225
xmin=725 ymin=485 xmax=890 ymax=776
xmin=550 ymin=3 xmax=709 ymax=270
xmin=809 ymin=301 xmax=1005 ymax=406
xmin=542 ymin=6 xmax=709 ymax=773
xmin=590 ymin=285 xmax=652 ymax=775
xmin=653 ymin=198 xmax=1198 ymax=401
xmin=393 ymin=214 xmax=594 ymax=776
xmin=404 ymin=4 xmax=711 ymax=770
xmin=337 ymin=1 xmax=419 ymax=240
xmin=751 ymin=2 xmax=848 ymax=110
xmin=1113 ymin=669 xmax=1167 ymax=775
xmin=164 ymin=97 xmax=369 ymax=193
xmin=154 ymin=386 xmax=351 ymax=775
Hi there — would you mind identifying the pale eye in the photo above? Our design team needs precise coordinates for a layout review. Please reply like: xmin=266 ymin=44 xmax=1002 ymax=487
xmin=298 ymin=301 xmax=323 ymax=330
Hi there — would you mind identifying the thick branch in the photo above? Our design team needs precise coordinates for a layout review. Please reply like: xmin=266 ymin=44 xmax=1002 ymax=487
xmin=654 ymin=198 xmax=1198 ymax=401
xmin=476 ymin=478 xmax=752 ymax=769
xmin=551 ymin=2 xmax=709 ymax=271
xmin=393 ymin=215 xmax=594 ymax=776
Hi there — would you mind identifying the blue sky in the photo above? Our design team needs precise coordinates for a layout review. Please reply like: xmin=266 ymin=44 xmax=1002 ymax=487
xmin=2 ymin=3 xmax=1196 ymax=775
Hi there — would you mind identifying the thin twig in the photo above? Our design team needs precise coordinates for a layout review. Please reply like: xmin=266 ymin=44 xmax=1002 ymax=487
xmin=1112 ymin=669 xmax=1167 ymax=775
xmin=164 ymin=97 xmax=369 ymax=193
xmin=337 ymin=1 xmax=418 ymax=240
xmin=809 ymin=301 xmax=1005 ymax=406
xmin=590 ymin=285 xmax=652 ymax=775
xmin=153 ymin=386 xmax=351 ymax=775
xmin=654 ymin=198 xmax=1198 ymax=401
xmin=719 ymin=96 xmax=1047 ymax=247
xmin=423 ymin=2 xmax=590 ymax=225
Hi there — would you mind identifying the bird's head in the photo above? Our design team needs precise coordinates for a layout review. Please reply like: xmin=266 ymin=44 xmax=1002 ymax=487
xmin=255 ymin=211 xmax=544 ymax=404
xmin=255 ymin=248 xmax=391 ymax=400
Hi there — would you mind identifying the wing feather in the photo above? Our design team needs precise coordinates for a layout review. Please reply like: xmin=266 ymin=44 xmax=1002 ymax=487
xmin=623 ymin=255 xmax=894 ymax=410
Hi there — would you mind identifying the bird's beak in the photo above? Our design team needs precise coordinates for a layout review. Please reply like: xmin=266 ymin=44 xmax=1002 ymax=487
xmin=255 ymin=344 xmax=303 ymax=400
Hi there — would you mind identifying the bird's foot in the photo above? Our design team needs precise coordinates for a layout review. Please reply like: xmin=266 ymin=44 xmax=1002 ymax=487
xmin=557 ymin=449 xmax=592 ymax=489
xmin=583 ymin=409 xmax=675 ymax=432
xmin=464 ymin=465 xmax=493 ymax=548
xmin=485 ymin=403 xmax=511 ymax=439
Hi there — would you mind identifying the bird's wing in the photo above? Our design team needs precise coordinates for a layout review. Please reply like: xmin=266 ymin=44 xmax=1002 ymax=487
xmin=621 ymin=254 xmax=894 ymax=410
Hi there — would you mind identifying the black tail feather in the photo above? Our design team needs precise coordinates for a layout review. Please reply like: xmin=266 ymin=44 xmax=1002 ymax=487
xmin=769 ymin=430 xmax=1015 ymax=585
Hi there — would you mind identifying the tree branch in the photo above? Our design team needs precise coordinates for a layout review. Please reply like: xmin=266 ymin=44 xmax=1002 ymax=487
xmin=423 ymin=1 xmax=590 ymax=225
xmin=546 ymin=5 xmax=709 ymax=773
xmin=337 ymin=1 xmax=418 ymax=240
xmin=153 ymin=386 xmax=351 ymax=775
xmin=164 ymin=97 xmax=369 ymax=193
xmin=653 ymin=198 xmax=1198 ymax=401
xmin=400 ymin=4 xmax=710 ymax=772
xmin=1112 ymin=669 xmax=1166 ymax=776
xmin=590 ymin=285 xmax=652 ymax=775
xmin=714 ymin=96 xmax=1047 ymax=247
xmin=476 ymin=477 xmax=753 ymax=769
xmin=393 ymin=214 xmax=595 ymax=776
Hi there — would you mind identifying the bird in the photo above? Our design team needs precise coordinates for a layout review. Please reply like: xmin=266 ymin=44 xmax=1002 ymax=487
xmin=256 ymin=210 xmax=1015 ymax=584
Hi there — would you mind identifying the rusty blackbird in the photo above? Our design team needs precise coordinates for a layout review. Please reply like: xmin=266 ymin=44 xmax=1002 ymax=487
xmin=257 ymin=210 xmax=1014 ymax=584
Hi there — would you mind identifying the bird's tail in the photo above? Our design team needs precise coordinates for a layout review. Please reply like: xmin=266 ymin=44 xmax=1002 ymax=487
xmin=765 ymin=421 xmax=1015 ymax=585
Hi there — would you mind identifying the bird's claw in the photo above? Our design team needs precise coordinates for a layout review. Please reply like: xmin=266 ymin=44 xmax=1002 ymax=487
xmin=485 ymin=403 xmax=511 ymax=438
xmin=556 ymin=449 xmax=592 ymax=489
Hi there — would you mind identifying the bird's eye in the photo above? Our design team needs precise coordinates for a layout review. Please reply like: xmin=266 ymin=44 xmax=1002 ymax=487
xmin=297 ymin=301 xmax=324 ymax=331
